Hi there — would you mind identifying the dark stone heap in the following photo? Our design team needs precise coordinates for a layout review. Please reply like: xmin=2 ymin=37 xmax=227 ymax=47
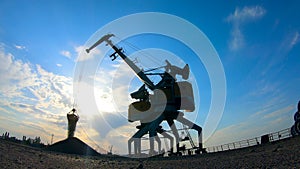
xmin=45 ymin=137 xmax=100 ymax=156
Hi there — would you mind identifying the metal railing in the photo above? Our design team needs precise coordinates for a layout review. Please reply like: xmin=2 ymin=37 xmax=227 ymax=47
xmin=206 ymin=127 xmax=292 ymax=153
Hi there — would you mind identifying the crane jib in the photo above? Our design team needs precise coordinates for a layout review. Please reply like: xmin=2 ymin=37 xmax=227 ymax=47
xmin=86 ymin=34 xmax=155 ymax=90
xmin=85 ymin=34 xmax=114 ymax=53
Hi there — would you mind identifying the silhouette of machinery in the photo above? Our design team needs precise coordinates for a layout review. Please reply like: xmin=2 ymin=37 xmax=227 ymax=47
xmin=291 ymin=101 xmax=300 ymax=136
xmin=67 ymin=108 xmax=79 ymax=138
xmin=86 ymin=34 xmax=205 ymax=156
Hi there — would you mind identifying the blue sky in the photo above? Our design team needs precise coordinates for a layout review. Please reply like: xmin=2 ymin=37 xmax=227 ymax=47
xmin=0 ymin=0 xmax=300 ymax=154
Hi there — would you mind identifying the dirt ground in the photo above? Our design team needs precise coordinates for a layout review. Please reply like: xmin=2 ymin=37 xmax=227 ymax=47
xmin=1 ymin=136 xmax=300 ymax=169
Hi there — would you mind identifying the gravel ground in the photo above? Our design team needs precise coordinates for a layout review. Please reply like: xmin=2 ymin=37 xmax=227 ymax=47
xmin=1 ymin=136 xmax=300 ymax=169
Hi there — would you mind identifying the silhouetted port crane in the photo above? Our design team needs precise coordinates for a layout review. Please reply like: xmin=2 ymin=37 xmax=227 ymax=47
xmin=291 ymin=101 xmax=300 ymax=136
xmin=86 ymin=34 xmax=205 ymax=156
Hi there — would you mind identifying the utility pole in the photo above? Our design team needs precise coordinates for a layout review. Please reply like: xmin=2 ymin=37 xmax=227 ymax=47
xmin=51 ymin=134 xmax=54 ymax=145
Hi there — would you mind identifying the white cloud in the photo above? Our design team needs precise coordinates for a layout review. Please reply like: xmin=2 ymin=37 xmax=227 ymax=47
xmin=15 ymin=45 xmax=26 ymax=50
xmin=205 ymin=101 xmax=294 ymax=148
xmin=60 ymin=50 xmax=71 ymax=59
xmin=0 ymin=46 xmax=75 ymax=143
xmin=226 ymin=6 xmax=266 ymax=51
xmin=226 ymin=6 xmax=266 ymax=23
xmin=72 ymin=57 xmax=140 ymax=154
xmin=56 ymin=63 xmax=62 ymax=67
xmin=60 ymin=45 xmax=102 ymax=62
xmin=229 ymin=27 xmax=244 ymax=51
xmin=261 ymin=31 xmax=299 ymax=75
xmin=0 ymin=50 xmax=36 ymax=97
xmin=247 ymin=79 xmax=281 ymax=97
xmin=263 ymin=105 xmax=293 ymax=119
xmin=104 ymin=123 xmax=138 ymax=154
xmin=0 ymin=43 xmax=201 ymax=154
xmin=290 ymin=31 xmax=299 ymax=48
xmin=75 ymin=45 xmax=101 ymax=62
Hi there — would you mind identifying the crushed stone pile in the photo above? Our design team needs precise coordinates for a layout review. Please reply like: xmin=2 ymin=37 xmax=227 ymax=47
xmin=45 ymin=137 xmax=100 ymax=156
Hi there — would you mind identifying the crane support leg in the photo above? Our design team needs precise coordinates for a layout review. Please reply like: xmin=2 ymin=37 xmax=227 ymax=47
xmin=149 ymin=115 xmax=165 ymax=155
xmin=167 ymin=119 xmax=180 ymax=153
xmin=154 ymin=135 xmax=161 ymax=154
xmin=128 ymin=115 xmax=165 ymax=156
xmin=176 ymin=115 xmax=203 ymax=151
xmin=128 ymin=137 xmax=142 ymax=156
xmin=128 ymin=124 xmax=150 ymax=156
xmin=158 ymin=130 xmax=174 ymax=153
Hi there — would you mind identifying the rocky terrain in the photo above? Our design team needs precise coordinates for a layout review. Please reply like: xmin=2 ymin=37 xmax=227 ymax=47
xmin=1 ymin=136 xmax=300 ymax=168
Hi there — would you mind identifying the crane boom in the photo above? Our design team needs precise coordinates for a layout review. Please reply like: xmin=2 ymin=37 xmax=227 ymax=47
xmin=86 ymin=34 xmax=155 ymax=90
xmin=85 ymin=34 xmax=114 ymax=53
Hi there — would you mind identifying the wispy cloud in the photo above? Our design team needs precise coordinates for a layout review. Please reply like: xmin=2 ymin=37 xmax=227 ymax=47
xmin=263 ymin=105 xmax=293 ymax=119
xmin=0 ymin=50 xmax=35 ymax=97
xmin=0 ymin=45 xmax=74 ymax=143
xmin=60 ymin=50 xmax=72 ymax=59
xmin=226 ymin=6 xmax=266 ymax=51
xmin=72 ymin=54 xmax=139 ymax=154
xmin=15 ymin=45 xmax=26 ymax=50
xmin=75 ymin=45 xmax=101 ymax=62
xmin=226 ymin=6 xmax=266 ymax=22
xmin=261 ymin=30 xmax=299 ymax=76
xmin=289 ymin=31 xmax=299 ymax=48
xmin=206 ymin=104 xmax=293 ymax=147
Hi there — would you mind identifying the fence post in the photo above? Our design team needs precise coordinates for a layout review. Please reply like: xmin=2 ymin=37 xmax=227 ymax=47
xmin=233 ymin=142 xmax=235 ymax=149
